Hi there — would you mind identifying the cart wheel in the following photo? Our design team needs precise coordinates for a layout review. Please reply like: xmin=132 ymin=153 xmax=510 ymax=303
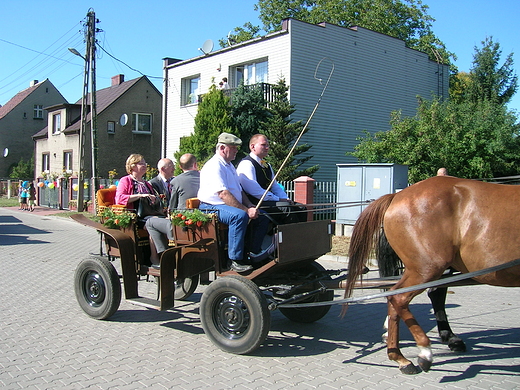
xmin=279 ymin=261 xmax=334 ymax=323
xmin=200 ymin=275 xmax=271 ymax=354
xmin=174 ymin=275 xmax=199 ymax=300
xmin=74 ymin=257 xmax=121 ymax=320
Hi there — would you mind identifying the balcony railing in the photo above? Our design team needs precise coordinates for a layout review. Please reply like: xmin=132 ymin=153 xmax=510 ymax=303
xmin=198 ymin=82 xmax=278 ymax=106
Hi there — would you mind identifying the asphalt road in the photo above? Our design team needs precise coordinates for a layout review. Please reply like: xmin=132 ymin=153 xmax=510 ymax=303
xmin=1 ymin=208 xmax=519 ymax=389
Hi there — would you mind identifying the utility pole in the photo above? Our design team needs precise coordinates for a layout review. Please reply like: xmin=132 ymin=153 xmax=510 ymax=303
xmin=71 ymin=9 xmax=98 ymax=212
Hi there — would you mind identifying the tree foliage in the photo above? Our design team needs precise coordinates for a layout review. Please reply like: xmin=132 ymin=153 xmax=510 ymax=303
xmin=231 ymin=82 xmax=271 ymax=159
xmin=174 ymin=84 xmax=235 ymax=173
xmin=219 ymin=22 xmax=262 ymax=48
xmin=261 ymin=78 xmax=319 ymax=180
xmin=350 ymin=97 xmax=520 ymax=183
xmin=222 ymin=0 xmax=453 ymax=64
xmin=466 ymin=36 xmax=518 ymax=105
xmin=9 ymin=156 xmax=34 ymax=180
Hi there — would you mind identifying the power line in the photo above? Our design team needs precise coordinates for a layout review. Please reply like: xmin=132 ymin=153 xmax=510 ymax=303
xmin=96 ymin=43 xmax=162 ymax=80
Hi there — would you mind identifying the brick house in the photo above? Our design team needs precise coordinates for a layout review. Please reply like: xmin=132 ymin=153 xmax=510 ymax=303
xmin=33 ymin=74 xmax=162 ymax=209
xmin=0 ymin=79 xmax=66 ymax=177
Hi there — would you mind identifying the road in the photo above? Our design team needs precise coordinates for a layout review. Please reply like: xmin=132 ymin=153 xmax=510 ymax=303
xmin=1 ymin=208 xmax=519 ymax=389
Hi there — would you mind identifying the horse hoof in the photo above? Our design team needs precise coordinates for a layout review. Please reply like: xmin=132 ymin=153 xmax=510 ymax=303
xmin=417 ymin=356 xmax=432 ymax=372
xmin=400 ymin=363 xmax=421 ymax=375
xmin=448 ymin=337 xmax=467 ymax=353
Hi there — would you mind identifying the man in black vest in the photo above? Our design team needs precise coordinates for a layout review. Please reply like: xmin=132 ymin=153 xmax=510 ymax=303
xmin=237 ymin=134 xmax=306 ymax=225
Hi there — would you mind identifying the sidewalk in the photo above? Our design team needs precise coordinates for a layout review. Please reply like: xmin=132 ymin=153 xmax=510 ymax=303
xmin=4 ymin=205 xmax=72 ymax=216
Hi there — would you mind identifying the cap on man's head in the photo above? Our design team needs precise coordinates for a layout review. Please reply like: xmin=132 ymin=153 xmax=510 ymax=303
xmin=218 ymin=132 xmax=242 ymax=146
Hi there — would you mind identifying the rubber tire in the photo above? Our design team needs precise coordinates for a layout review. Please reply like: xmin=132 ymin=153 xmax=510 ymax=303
xmin=174 ymin=275 xmax=199 ymax=300
xmin=279 ymin=261 xmax=334 ymax=323
xmin=200 ymin=275 xmax=271 ymax=355
xmin=74 ymin=257 xmax=121 ymax=320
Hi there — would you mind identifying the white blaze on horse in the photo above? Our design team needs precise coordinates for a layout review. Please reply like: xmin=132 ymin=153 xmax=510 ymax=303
xmin=345 ymin=176 xmax=520 ymax=374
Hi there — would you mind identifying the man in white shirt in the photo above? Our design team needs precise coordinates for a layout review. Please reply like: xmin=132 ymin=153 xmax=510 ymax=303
xmin=198 ymin=133 xmax=269 ymax=273
xmin=237 ymin=134 xmax=305 ymax=224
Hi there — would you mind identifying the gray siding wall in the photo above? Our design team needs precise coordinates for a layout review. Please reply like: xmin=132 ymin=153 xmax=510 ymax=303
xmin=288 ymin=20 xmax=449 ymax=181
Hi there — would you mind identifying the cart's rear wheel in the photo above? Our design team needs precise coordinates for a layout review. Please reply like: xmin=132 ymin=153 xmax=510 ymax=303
xmin=200 ymin=275 xmax=270 ymax=354
xmin=74 ymin=257 xmax=121 ymax=319
xmin=174 ymin=275 xmax=199 ymax=300
xmin=279 ymin=261 xmax=333 ymax=323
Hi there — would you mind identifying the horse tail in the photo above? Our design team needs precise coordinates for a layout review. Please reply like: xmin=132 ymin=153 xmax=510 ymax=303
xmin=344 ymin=193 xmax=396 ymax=299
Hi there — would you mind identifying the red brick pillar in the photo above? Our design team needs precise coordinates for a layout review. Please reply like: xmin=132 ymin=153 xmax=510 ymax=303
xmin=293 ymin=176 xmax=315 ymax=221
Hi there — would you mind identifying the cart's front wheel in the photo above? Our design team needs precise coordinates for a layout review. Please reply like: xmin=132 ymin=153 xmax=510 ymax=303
xmin=200 ymin=276 xmax=270 ymax=354
xmin=74 ymin=257 xmax=121 ymax=319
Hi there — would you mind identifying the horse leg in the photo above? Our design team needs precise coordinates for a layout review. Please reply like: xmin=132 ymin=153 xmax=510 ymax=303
xmin=386 ymin=301 xmax=421 ymax=374
xmin=387 ymin=287 xmax=433 ymax=374
xmin=427 ymin=287 xmax=466 ymax=352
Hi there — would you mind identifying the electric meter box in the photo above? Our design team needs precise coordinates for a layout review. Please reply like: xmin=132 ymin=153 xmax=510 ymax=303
xmin=336 ymin=163 xmax=408 ymax=224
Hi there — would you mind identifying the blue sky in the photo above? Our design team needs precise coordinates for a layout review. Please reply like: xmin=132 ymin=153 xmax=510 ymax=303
xmin=1 ymin=0 xmax=518 ymax=114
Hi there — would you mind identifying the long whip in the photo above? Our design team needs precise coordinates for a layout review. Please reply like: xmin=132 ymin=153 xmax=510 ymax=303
xmin=256 ymin=57 xmax=335 ymax=210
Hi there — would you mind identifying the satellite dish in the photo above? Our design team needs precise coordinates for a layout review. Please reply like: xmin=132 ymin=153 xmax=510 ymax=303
xmin=227 ymin=31 xmax=236 ymax=46
xmin=3 ymin=148 xmax=8 ymax=157
xmin=199 ymin=39 xmax=214 ymax=55
xmin=120 ymin=114 xmax=128 ymax=126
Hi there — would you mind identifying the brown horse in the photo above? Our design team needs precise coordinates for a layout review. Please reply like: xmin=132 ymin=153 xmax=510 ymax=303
xmin=345 ymin=175 xmax=520 ymax=374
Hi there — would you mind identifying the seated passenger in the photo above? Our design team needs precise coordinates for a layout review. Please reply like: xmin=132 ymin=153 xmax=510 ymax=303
xmin=198 ymin=133 xmax=269 ymax=273
xmin=145 ymin=154 xmax=200 ymax=267
xmin=236 ymin=134 xmax=306 ymax=225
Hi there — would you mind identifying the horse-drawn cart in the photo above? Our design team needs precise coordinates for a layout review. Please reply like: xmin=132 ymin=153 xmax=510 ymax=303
xmin=71 ymin=211 xmax=345 ymax=354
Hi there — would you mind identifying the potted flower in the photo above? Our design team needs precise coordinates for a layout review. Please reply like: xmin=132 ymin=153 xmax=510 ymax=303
xmin=170 ymin=209 xmax=214 ymax=242
xmin=100 ymin=207 xmax=136 ymax=229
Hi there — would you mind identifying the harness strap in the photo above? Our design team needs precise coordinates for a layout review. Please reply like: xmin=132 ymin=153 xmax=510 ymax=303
xmin=277 ymin=257 xmax=520 ymax=308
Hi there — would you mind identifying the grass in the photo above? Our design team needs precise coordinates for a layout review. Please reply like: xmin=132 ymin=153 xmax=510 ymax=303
xmin=0 ymin=197 xmax=19 ymax=207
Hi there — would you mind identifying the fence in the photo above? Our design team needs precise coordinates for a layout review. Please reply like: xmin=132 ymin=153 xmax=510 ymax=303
xmin=279 ymin=180 xmax=337 ymax=221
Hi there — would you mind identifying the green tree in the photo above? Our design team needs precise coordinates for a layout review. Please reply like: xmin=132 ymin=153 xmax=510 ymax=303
xmin=174 ymin=84 xmax=235 ymax=172
xmin=231 ymin=82 xmax=271 ymax=158
xmin=262 ymin=78 xmax=319 ymax=180
xmin=350 ymin=97 xmax=520 ymax=183
xmin=9 ymin=156 xmax=34 ymax=180
xmin=224 ymin=0 xmax=453 ymax=64
xmin=218 ymin=22 xmax=262 ymax=48
xmin=466 ymin=36 xmax=518 ymax=105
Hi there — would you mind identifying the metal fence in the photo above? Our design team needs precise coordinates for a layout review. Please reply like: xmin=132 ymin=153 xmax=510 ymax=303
xmin=279 ymin=180 xmax=337 ymax=221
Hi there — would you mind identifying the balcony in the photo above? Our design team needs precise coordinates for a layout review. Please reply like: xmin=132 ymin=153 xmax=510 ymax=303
xmin=198 ymin=82 xmax=278 ymax=106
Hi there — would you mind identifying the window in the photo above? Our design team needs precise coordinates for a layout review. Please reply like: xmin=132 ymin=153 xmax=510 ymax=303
xmin=63 ymin=151 xmax=73 ymax=173
xmin=182 ymin=75 xmax=200 ymax=105
xmin=34 ymin=105 xmax=43 ymax=119
xmin=52 ymin=113 xmax=61 ymax=134
xmin=107 ymin=121 xmax=115 ymax=134
xmin=132 ymin=113 xmax=152 ymax=133
xmin=234 ymin=60 xmax=268 ymax=86
xmin=42 ymin=153 xmax=50 ymax=173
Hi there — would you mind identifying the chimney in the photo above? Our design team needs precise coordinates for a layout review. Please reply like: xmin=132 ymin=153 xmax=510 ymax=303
xmin=111 ymin=74 xmax=125 ymax=86
xmin=30 ymin=80 xmax=39 ymax=87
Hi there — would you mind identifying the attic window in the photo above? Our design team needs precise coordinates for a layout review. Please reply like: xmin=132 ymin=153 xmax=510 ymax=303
xmin=34 ymin=105 xmax=43 ymax=119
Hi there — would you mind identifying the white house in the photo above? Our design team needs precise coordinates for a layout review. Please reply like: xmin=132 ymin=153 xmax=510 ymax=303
xmin=162 ymin=18 xmax=449 ymax=182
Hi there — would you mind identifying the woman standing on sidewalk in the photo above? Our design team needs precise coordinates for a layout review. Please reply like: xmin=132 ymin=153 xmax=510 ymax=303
xmin=28 ymin=182 xmax=36 ymax=212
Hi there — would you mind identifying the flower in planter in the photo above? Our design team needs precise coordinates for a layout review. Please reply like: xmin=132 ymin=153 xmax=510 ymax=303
xmin=170 ymin=209 xmax=212 ymax=229
xmin=100 ymin=207 xmax=136 ymax=229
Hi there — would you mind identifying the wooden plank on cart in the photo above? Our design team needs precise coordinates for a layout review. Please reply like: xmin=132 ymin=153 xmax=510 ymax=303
xmin=276 ymin=220 xmax=333 ymax=265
